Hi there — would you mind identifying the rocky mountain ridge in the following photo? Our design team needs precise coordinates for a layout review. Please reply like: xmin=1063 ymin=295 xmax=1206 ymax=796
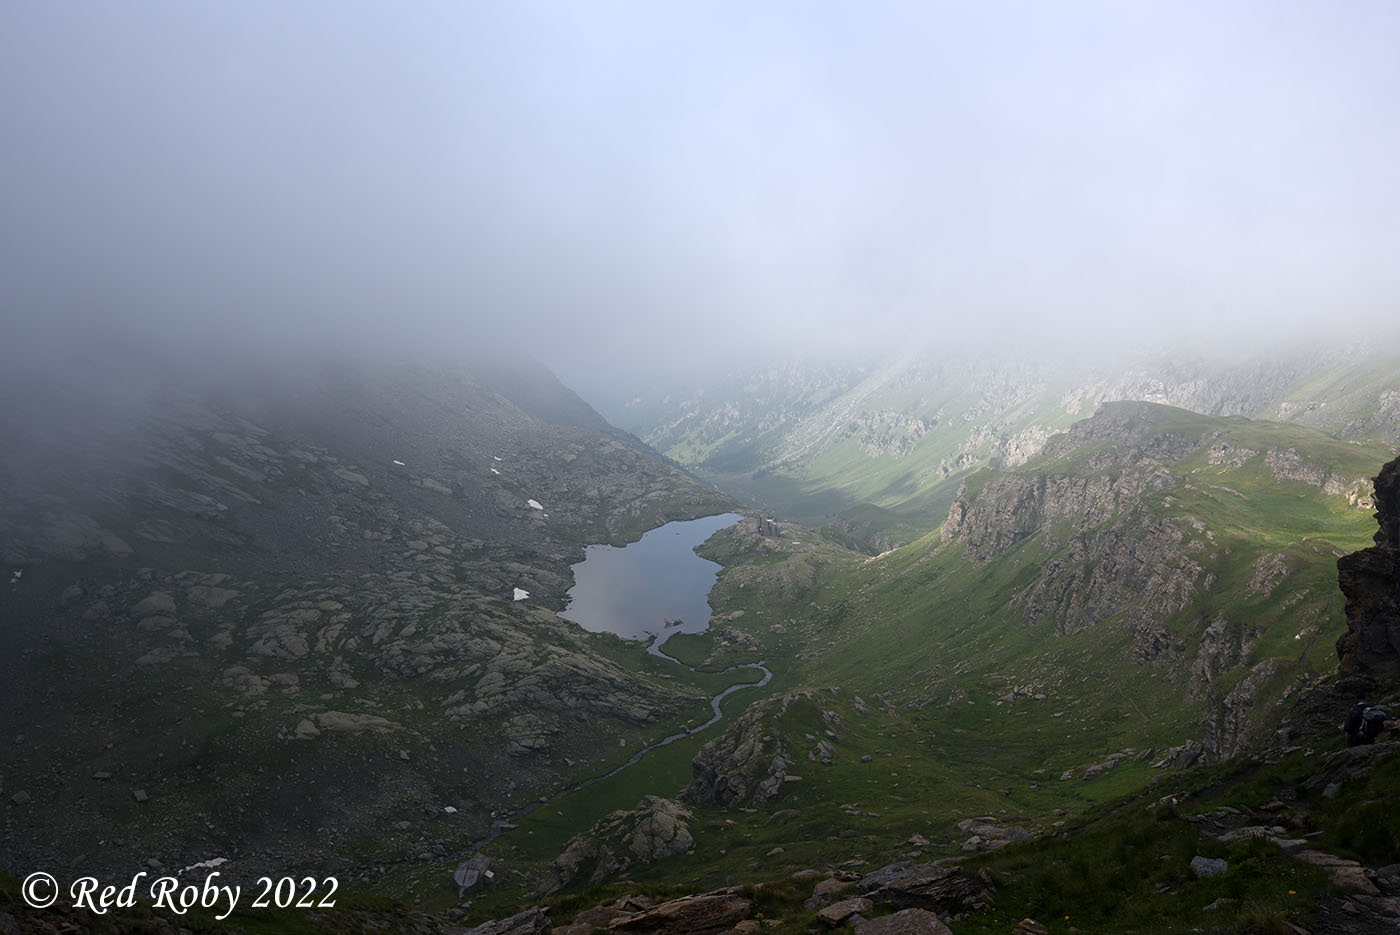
xmin=935 ymin=402 xmax=1385 ymax=762
xmin=612 ymin=343 xmax=1400 ymax=536
xmin=4 ymin=361 xmax=1399 ymax=934
xmin=442 ymin=411 xmax=1400 ymax=935
xmin=0 ymin=354 xmax=739 ymax=884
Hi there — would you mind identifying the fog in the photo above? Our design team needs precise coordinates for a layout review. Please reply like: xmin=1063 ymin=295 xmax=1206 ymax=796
xmin=4 ymin=2 xmax=1399 ymax=395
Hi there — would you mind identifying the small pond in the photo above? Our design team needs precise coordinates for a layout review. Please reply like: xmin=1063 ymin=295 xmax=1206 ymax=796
xmin=558 ymin=512 xmax=741 ymax=652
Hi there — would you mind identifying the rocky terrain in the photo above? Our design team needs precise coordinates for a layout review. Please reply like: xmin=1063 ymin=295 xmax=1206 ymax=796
xmin=0 ymin=353 xmax=739 ymax=884
xmin=611 ymin=343 xmax=1400 ymax=538
xmin=4 ymin=348 xmax=1399 ymax=934
xmin=436 ymin=434 xmax=1400 ymax=933
xmin=932 ymin=402 xmax=1387 ymax=762
xmin=1336 ymin=456 xmax=1400 ymax=680
xmin=539 ymin=795 xmax=697 ymax=895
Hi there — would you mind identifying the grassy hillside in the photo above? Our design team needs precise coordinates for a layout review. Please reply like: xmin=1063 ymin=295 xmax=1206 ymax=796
xmin=454 ymin=404 xmax=1393 ymax=925
xmin=613 ymin=345 xmax=1400 ymax=545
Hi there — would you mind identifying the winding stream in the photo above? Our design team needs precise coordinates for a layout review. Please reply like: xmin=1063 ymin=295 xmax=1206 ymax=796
xmin=467 ymin=513 xmax=770 ymax=852
xmin=470 ymin=656 xmax=773 ymax=851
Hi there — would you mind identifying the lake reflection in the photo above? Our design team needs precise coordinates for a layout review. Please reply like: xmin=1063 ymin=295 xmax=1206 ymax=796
xmin=559 ymin=513 xmax=741 ymax=648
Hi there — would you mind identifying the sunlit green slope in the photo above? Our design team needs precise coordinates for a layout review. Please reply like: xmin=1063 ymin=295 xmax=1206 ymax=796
xmin=612 ymin=345 xmax=1400 ymax=544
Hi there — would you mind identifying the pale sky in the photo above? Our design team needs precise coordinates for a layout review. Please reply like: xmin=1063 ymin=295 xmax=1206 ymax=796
xmin=3 ymin=2 xmax=1398 ymax=386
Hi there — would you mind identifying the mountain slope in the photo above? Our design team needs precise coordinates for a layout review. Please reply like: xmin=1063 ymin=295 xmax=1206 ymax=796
xmin=427 ymin=402 xmax=1391 ymax=928
xmin=0 ymin=353 xmax=741 ymax=884
xmin=714 ymin=403 xmax=1388 ymax=764
xmin=611 ymin=343 xmax=1400 ymax=538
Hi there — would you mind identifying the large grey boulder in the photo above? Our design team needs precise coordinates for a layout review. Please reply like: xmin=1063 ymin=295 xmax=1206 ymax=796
xmin=859 ymin=861 xmax=989 ymax=913
xmin=684 ymin=697 xmax=792 ymax=807
xmin=539 ymin=796 xmax=694 ymax=894
xmin=463 ymin=906 xmax=550 ymax=934
xmin=856 ymin=909 xmax=954 ymax=934
xmin=606 ymin=891 xmax=752 ymax=934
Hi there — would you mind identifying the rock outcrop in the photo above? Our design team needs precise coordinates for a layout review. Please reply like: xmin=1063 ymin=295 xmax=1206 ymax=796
xmin=936 ymin=402 xmax=1389 ymax=765
xmin=1337 ymin=456 xmax=1400 ymax=680
xmin=858 ymin=861 xmax=991 ymax=914
xmin=463 ymin=907 xmax=551 ymax=935
xmin=0 ymin=355 xmax=738 ymax=885
xmin=940 ymin=404 xmax=1212 ymax=651
xmin=605 ymin=891 xmax=753 ymax=934
xmin=684 ymin=695 xmax=795 ymax=807
xmin=539 ymin=796 xmax=695 ymax=894
xmin=955 ymin=816 xmax=1032 ymax=852
xmin=856 ymin=909 xmax=955 ymax=934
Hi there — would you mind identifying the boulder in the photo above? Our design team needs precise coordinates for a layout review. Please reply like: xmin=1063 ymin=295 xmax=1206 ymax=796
xmin=130 ymin=591 xmax=177 ymax=618
xmin=463 ymin=906 xmax=550 ymax=934
xmin=1330 ymin=866 xmax=1380 ymax=895
xmin=955 ymin=816 xmax=1031 ymax=852
xmin=812 ymin=877 xmax=856 ymax=903
xmin=606 ymin=891 xmax=752 ymax=934
xmin=854 ymin=908 xmax=954 ymax=934
xmin=539 ymin=796 xmax=694 ymax=894
xmin=1190 ymin=856 xmax=1228 ymax=878
xmin=859 ymin=861 xmax=988 ymax=912
xmin=685 ymin=697 xmax=792 ymax=807
xmin=1301 ymin=742 xmax=1399 ymax=791
xmin=1153 ymin=740 xmax=1204 ymax=770
xmin=313 ymin=711 xmax=399 ymax=733
xmin=566 ymin=905 xmax=633 ymax=929
xmin=818 ymin=897 xmax=872 ymax=926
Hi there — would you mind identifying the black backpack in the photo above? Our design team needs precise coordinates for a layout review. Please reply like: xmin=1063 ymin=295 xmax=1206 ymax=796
xmin=1361 ymin=706 xmax=1388 ymax=740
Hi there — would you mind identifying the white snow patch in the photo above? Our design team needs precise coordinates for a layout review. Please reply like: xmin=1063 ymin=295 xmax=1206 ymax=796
xmin=392 ymin=459 xmax=406 ymax=466
xmin=493 ymin=456 xmax=502 ymax=461
xmin=490 ymin=467 xmax=500 ymax=475
xmin=178 ymin=857 xmax=229 ymax=875
xmin=527 ymin=499 xmax=544 ymax=510
xmin=10 ymin=570 xmax=20 ymax=581
xmin=512 ymin=588 xmax=530 ymax=601
xmin=444 ymin=806 xmax=457 ymax=814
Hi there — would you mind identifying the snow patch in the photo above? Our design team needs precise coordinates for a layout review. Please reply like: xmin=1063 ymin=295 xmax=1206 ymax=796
xmin=493 ymin=456 xmax=503 ymax=461
xmin=392 ymin=459 xmax=406 ymax=466
xmin=512 ymin=588 xmax=530 ymax=601
xmin=490 ymin=467 xmax=500 ymax=475
xmin=444 ymin=806 xmax=457 ymax=814
xmin=178 ymin=857 xmax=229 ymax=875
xmin=527 ymin=499 xmax=544 ymax=510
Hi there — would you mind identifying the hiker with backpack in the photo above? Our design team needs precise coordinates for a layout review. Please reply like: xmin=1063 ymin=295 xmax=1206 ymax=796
xmin=1343 ymin=697 xmax=1387 ymax=747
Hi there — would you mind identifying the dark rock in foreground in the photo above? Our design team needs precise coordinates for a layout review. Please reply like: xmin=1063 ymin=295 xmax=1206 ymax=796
xmin=859 ymin=861 xmax=990 ymax=914
xmin=1337 ymin=456 xmax=1400 ymax=680
xmin=605 ymin=890 xmax=753 ymax=934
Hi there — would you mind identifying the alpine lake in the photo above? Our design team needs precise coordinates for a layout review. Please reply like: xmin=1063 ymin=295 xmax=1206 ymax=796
xmin=558 ymin=512 xmax=742 ymax=654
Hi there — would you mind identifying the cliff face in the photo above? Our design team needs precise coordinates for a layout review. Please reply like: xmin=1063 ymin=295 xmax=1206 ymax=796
xmin=683 ymin=695 xmax=794 ymax=807
xmin=938 ymin=402 xmax=1386 ymax=763
xmin=1336 ymin=456 xmax=1400 ymax=679
xmin=941 ymin=403 xmax=1213 ymax=661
